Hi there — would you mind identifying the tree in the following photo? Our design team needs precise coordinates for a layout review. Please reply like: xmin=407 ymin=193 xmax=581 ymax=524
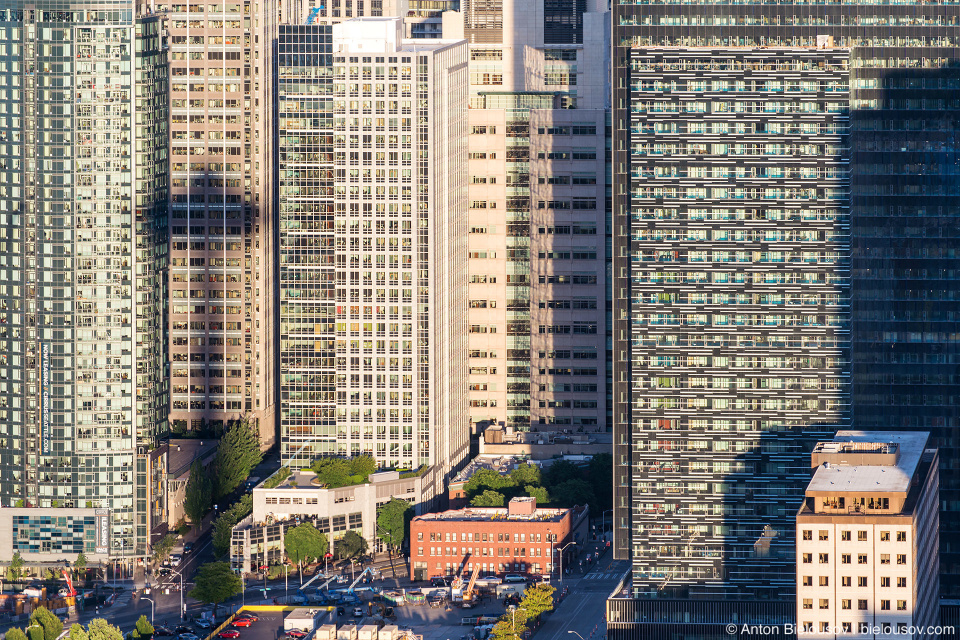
xmin=9 ymin=550 xmax=24 ymax=580
xmin=543 ymin=460 xmax=581 ymax=487
xmin=376 ymin=498 xmax=413 ymax=552
xmin=347 ymin=455 xmax=377 ymax=479
xmin=510 ymin=463 xmax=541 ymax=487
xmin=67 ymin=624 xmax=88 ymax=640
xmin=133 ymin=616 xmax=154 ymax=640
xmin=588 ymin=453 xmax=613 ymax=513
xmin=520 ymin=584 xmax=556 ymax=619
xmin=212 ymin=494 xmax=253 ymax=557
xmin=184 ymin=459 xmax=212 ymax=525
xmin=212 ymin=418 xmax=263 ymax=500
xmin=6 ymin=630 xmax=28 ymax=640
xmin=86 ymin=619 xmax=123 ymax=640
xmin=549 ymin=479 xmax=595 ymax=508
xmin=31 ymin=606 xmax=63 ymax=640
xmin=523 ymin=485 xmax=550 ymax=505
xmin=471 ymin=490 xmax=506 ymax=507
xmin=75 ymin=552 xmax=88 ymax=581
xmin=490 ymin=607 xmax=529 ymax=640
xmin=284 ymin=522 xmax=328 ymax=575
xmin=25 ymin=629 xmax=42 ymax=640
xmin=464 ymin=468 xmax=515 ymax=499
xmin=151 ymin=534 xmax=178 ymax=565
xmin=310 ymin=458 xmax=352 ymax=488
xmin=335 ymin=530 xmax=367 ymax=560
xmin=188 ymin=562 xmax=242 ymax=616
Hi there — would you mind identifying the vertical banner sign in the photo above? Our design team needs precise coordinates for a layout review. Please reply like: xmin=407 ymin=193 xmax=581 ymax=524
xmin=41 ymin=342 xmax=50 ymax=455
xmin=95 ymin=509 xmax=109 ymax=554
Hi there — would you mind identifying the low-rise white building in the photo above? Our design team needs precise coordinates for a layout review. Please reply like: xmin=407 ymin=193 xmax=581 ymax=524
xmin=796 ymin=431 xmax=939 ymax=639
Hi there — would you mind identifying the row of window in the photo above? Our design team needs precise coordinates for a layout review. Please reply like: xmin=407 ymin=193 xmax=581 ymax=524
xmin=801 ymin=552 xmax=907 ymax=565
xmin=801 ymin=575 xmax=907 ymax=587
xmin=801 ymin=529 xmax=908 ymax=542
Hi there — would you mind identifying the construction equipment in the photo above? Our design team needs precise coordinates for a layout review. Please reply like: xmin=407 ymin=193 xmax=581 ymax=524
xmin=461 ymin=565 xmax=481 ymax=606
xmin=346 ymin=567 xmax=373 ymax=594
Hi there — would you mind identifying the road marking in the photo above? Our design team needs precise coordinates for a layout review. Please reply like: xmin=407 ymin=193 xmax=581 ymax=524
xmin=546 ymin=595 xmax=596 ymax=640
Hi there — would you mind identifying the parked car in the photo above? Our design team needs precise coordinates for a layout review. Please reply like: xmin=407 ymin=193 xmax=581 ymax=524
xmin=219 ymin=632 xmax=240 ymax=640
xmin=474 ymin=574 xmax=501 ymax=588
xmin=179 ymin=634 xmax=200 ymax=640
xmin=503 ymin=574 xmax=526 ymax=584
xmin=232 ymin=619 xmax=253 ymax=628
xmin=285 ymin=630 xmax=307 ymax=639
xmin=430 ymin=577 xmax=450 ymax=588
xmin=175 ymin=627 xmax=193 ymax=635
xmin=170 ymin=553 xmax=183 ymax=565
xmin=184 ymin=542 xmax=194 ymax=553
xmin=236 ymin=614 xmax=259 ymax=621
xmin=195 ymin=620 xmax=213 ymax=630
xmin=154 ymin=628 xmax=174 ymax=637
xmin=428 ymin=596 xmax=444 ymax=608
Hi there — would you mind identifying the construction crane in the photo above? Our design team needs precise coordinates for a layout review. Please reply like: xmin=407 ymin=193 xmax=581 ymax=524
xmin=346 ymin=567 xmax=373 ymax=594
xmin=461 ymin=564 xmax=481 ymax=606
xmin=296 ymin=569 xmax=332 ymax=597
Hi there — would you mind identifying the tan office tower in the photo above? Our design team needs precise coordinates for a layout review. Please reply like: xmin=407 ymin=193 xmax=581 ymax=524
xmin=442 ymin=1 xmax=610 ymax=435
xmin=162 ymin=0 xmax=276 ymax=444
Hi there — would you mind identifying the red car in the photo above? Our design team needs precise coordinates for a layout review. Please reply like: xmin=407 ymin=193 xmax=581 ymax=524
xmin=285 ymin=631 xmax=307 ymax=639
xmin=219 ymin=632 xmax=240 ymax=639
xmin=232 ymin=620 xmax=253 ymax=628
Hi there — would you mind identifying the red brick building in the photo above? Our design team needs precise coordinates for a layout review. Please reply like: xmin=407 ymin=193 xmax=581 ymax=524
xmin=409 ymin=497 xmax=589 ymax=580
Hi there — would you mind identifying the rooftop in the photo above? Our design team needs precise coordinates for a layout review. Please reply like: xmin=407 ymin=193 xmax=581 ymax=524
xmin=806 ymin=431 xmax=930 ymax=495
xmin=167 ymin=438 xmax=219 ymax=479
xmin=413 ymin=505 xmax=570 ymax=524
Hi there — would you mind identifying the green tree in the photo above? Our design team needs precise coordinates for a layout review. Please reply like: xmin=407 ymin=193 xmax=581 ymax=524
xmin=471 ymin=490 xmax=506 ymax=507
xmin=310 ymin=458 xmax=352 ymax=488
xmin=543 ymin=460 xmax=581 ymax=487
xmin=335 ymin=530 xmax=368 ymax=560
xmin=9 ymin=550 xmax=24 ymax=580
xmin=262 ymin=467 xmax=290 ymax=489
xmin=74 ymin=552 xmax=88 ymax=582
xmin=523 ymin=485 xmax=550 ymax=505
xmin=134 ymin=616 xmax=154 ymax=640
xmin=151 ymin=534 xmax=178 ymax=565
xmin=490 ymin=607 xmax=529 ymax=640
xmin=26 ymin=628 xmax=42 ymax=640
xmin=549 ymin=478 xmax=595 ymax=508
xmin=464 ymin=468 xmax=516 ymax=499
xmin=347 ymin=455 xmax=377 ymax=479
xmin=284 ymin=522 xmax=329 ymax=575
xmin=188 ymin=562 xmax=242 ymax=616
xmin=67 ymin=624 xmax=88 ymax=640
xmin=376 ymin=498 xmax=412 ymax=552
xmin=587 ymin=453 xmax=613 ymax=513
xmin=31 ymin=606 xmax=63 ymax=640
xmin=212 ymin=494 xmax=253 ymax=557
xmin=87 ymin=619 xmax=123 ymax=640
xmin=520 ymin=584 xmax=556 ymax=619
xmin=212 ymin=418 xmax=263 ymax=500
xmin=6 ymin=629 xmax=28 ymax=640
xmin=184 ymin=459 xmax=213 ymax=525
xmin=510 ymin=463 xmax=541 ymax=487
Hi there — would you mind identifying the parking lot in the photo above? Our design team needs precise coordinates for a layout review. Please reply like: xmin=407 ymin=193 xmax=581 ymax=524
xmin=209 ymin=611 xmax=289 ymax=640
xmin=383 ymin=598 xmax=504 ymax=640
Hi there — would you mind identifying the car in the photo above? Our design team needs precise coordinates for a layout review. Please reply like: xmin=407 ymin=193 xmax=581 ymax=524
xmin=195 ymin=620 xmax=213 ymax=630
xmin=428 ymin=597 xmax=444 ymax=608
xmin=352 ymin=607 xmax=364 ymax=617
xmin=219 ymin=632 xmax=240 ymax=640
xmin=232 ymin=619 xmax=253 ymax=628
xmin=157 ymin=568 xmax=172 ymax=577
xmin=503 ymin=574 xmax=526 ymax=584
xmin=285 ymin=631 xmax=307 ymax=639
xmin=170 ymin=554 xmax=183 ymax=565
xmin=179 ymin=634 xmax=200 ymax=640
xmin=430 ymin=577 xmax=450 ymax=588
xmin=175 ymin=627 xmax=193 ymax=635
xmin=184 ymin=542 xmax=194 ymax=553
xmin=474 ymin=574 xmax=501 ymax=588
xmin=154 ymin=628 xmax=174 ymax=637
xmin=236 ymin=614 xmax=259 ymax=621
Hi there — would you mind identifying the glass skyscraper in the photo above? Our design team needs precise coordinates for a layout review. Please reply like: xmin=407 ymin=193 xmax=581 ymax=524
xmin=0 ymin=0 xmax=167 ymax=562
xmin=612 ymin=0 xmax=960 ymax=623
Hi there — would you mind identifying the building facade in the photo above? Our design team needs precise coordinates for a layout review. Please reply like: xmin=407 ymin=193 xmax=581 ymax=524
xmin=612 ymin=0 xmax=960 ymax=598
xmin=277 ymin=19 xmax=469 ymax=485
xmin=619 ymin=46 xmax=851 ymax=600
xmin=408 ymin=496 xmax=589 ymax=580
xmin=438 ymin=0 xmax=611 ymax=437
xmin=0 ymin=2 xmax=167 ymax=562
xmin=796 ymin=432 xmax=939 ymax=639
xmin=161 ymin=0 xmax=276 ymax=447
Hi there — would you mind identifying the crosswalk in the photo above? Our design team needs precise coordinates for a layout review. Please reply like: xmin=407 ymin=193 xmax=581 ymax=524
xmin=582 ymin=570 xmax=624 ymax=581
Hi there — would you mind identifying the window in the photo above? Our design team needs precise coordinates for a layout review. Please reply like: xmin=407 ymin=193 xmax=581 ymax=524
xmin=802 ymin=553 xmax=812 ymax=564
xmin=841 ymin=530 xmax=851 ymax=541
xmin=858 ymin=554 xmax=868 ymax=564
xmin=880 ymin=600 xmax=890 ymax=611
xmin=841 ymin=599 xmax=851 ymax=610
xmin=842 ymin=554 xmax=851 ymax=564
xmin=802 ymin=599 xmax=813 ymax=610
xmin=819 ymin=599 xmax=830 ymax=610
xmin=819 ymin=530 xmax=829 ymax=541
xmin=858 ymin=530 xmax=868 ymax=541
xmin=842 ymin=576 xmax=851 ymax=587
xmin=858 ymin=600 xmax=868 ymax=610
xmin=858 ymin=577 xmax=868 ymax=587
xmin=881 ymin=577 xmax=891 ymax=587
xmin=897 ymin=577 xmax=907 ymax=588
xmin=897 ymin=531 xmax=907 ymax=542
xmin=802 ymin=530 xmax=812 ymax=541
xmin=880 ymin=531 xmax=890 ymax=541
xmin=897 ymin=600 xmax=907 ymax=611
xmin=897 ymin=554 xmax=907 ymax=565
xmin=802 ymin=576 xmax=813 ymax=586
xmin=880 ymin=554 xmax=890 ymax=565
xmin=820 ymin=576 xmax=829 ymax=587
xmin=819 ymin=553 xmax=829 ymax=564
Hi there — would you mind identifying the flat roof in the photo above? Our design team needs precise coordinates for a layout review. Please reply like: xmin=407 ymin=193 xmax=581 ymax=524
xmin=806 ymin=431 xmax=929 ymax=494
xmin=413 ymin=506 xmax=569 ymax=524
xmin=167 ymin=438 xmax=219 ymax=478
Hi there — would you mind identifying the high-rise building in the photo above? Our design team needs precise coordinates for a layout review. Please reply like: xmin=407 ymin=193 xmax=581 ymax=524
xmin=796 ymin=432 xmax=939 ymax=639
xmin=162 ymin=0 xmax=276 ymax=445
xmin=439 ymin=0 xmax=610 ymax=437
xmin=0 ymin=3 xmax=167 ymax=563
xmin=277 ymin=18 xmax=469 ymax=496
xmin=612 ymin=46 xmax=851 ymax=605
xmin=612 ymin=0 xmax=960 ymax=604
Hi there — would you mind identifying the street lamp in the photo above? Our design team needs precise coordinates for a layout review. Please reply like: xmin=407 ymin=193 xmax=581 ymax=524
xmin=284 ymin=565 xmax=289 ymax=604
xmin=557 ymin=542 xmax=577 ymax=585
xmin=142 ymin=597 xmax=155 ymax=625
xmin=547 ymin=530 xmax=555 ymax=578
xmin=601 ymin=510 xmax=613 ymax=536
